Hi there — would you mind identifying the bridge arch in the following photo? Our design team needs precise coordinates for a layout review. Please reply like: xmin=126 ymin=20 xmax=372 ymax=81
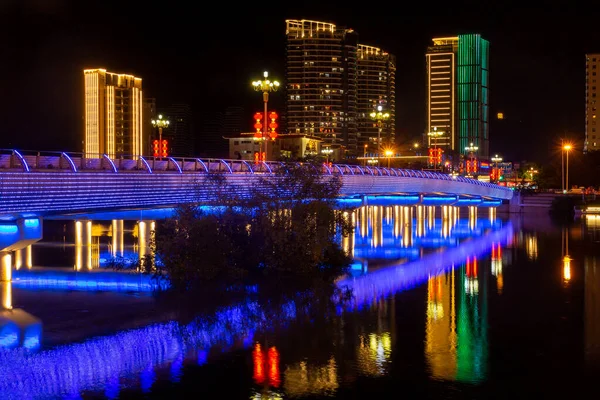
xmin=194 ymin=159 xmax=208 ymax=173
xmin=12 ymin=150 xmax=29 ymax=172
xmin=167 ymin=157 xmax=182 ymax=173
xmin=138 ymin=156 xmax=152 ymax=173
xmin=219 ymin=159 xmax=233 ymax=174
xmin=60 ymin=152 xmax=77 ymax=172
xmin=101 ymin=154 xmax=117 ymax=173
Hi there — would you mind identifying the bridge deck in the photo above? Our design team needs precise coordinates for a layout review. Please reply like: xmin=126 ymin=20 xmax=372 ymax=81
xmin=0 ymin=151 xmax=512 ymax=217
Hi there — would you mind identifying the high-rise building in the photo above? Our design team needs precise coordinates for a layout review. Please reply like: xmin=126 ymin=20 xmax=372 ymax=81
xmin=83 ymin=69 xmax=144 ymax=158
xmin=425 ymin=35 xmax=489 ymax=159
xmin=143 ymin=97 xmax=156 ymax=156
xmin=197 ymin=111 xmax=225 ymax=158
xmin=221 ymin=106 xmax=245 ymax=137
xmin=285 ymin=19 xmax=358 ymax=155
xmin=585 ymin=54 xmax=600 ymax=153
xmin=357 ymin=44 xmax=396 ymax=150
xmin=159 ymin=103 xmax=194 ymax=157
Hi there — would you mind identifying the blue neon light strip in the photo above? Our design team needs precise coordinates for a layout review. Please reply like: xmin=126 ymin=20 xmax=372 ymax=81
xmin=12 ymin=270 xmax=159 ymax=292
xmin=365 ymin=195 xmax=421 ymax=205
xmin=23 ymin=219 xmax=40 ymax=228
xmin=0 ymin=225 xmax=18 ymax=234
xmin=421 ymin=195 xmax=457 ymax=206
xmin=0 ymin=223 xmax=510 ymax=397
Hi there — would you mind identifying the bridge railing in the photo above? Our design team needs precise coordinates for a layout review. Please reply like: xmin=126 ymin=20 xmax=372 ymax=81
xmin=0 ymin=149 xmax=510 ymax=192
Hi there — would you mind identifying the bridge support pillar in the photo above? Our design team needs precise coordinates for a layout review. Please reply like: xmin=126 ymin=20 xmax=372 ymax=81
xmin=1 ymin=252 xmax=11 ymax=282
xmin=401 ymin=206 xmax=413 ymax=248
xmin=489 ymin=207 xmax=497 ymax=222
xmin=427 ymin=206 xmax=435 ymax=230
xmin=416 ymin=205 xmax=425 ymax=238
xmin=442 ymin=205 xmax=450 ymax=221
xmin=0 ymin=281 xmax=11 ymax=310
xmin=469 ymin=206 xmax=478 ymax=230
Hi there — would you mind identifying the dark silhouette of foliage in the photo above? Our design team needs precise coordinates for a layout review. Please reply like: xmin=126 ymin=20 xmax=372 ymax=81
xmin=132 ymin=162 xmax=353 ymax=293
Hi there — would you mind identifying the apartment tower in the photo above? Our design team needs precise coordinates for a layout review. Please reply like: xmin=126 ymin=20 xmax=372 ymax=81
xmin=357 ymin=44 xmax=396 ymax=150
xmin=586 ymin=54 xmax=600 ymax=152
xmin=425 ymin=35 xmax=489 ymax=159
xmin=285 ymin=19 xmax=358 ymax=154
xmin=84 ymin=69 xmax=144 ymax=158
xmin=159 ymin=103 xmax=194 ymax=157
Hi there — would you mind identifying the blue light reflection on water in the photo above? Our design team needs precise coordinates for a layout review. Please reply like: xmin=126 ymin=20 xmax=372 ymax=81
xmin=0 ymin=219 xmax=512 ymax=397
xmin=338 ymin=223 xmax=513 ymax=309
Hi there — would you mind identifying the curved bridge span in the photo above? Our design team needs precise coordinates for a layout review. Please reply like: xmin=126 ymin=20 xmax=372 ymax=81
xmin=0 ymin=150 xmax=512 ymax=217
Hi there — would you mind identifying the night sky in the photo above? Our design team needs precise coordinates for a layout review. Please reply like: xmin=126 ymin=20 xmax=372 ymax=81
xmin=1 ymin=1 xmax=597 ymax=162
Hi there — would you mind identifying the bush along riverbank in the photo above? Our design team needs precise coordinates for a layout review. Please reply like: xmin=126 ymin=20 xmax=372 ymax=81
xmin=129 ymin=162 xmax=354 ymax=298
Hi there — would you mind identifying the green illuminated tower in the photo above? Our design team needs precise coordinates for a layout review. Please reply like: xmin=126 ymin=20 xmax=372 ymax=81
xmin=426 ymin=34 xmax=489 ymax=159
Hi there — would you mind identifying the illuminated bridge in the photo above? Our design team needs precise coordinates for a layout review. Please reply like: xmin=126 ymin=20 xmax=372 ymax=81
xmin=0 ymin=150 xmax=512 ymax=269
xmin=0 ymin=150 xmax=512 ymax=218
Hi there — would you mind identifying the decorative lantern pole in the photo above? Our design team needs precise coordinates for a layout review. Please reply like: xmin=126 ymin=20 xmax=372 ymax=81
xmin=252 ymin=71 xmax=280 ymax=161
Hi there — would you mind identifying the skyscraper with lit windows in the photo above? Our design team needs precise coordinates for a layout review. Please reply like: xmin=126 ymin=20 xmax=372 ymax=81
xmin=84 ymin=69 xmax=144 ymax=158
xmin=425 ymin=35 xmax=489 ymax=159
xmin=285 ymin=19 xmax=358 ymax=154
xmin=585 ymin=54 xmax=600 ymax=153
xmin=357 ymin=44 xmax=396 ymax=150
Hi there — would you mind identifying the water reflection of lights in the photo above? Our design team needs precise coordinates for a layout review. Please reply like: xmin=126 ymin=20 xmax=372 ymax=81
xmin=563 ymin=256 xmax=572 ymax=283
xmin=356 ymin=332 xmax=392 ymax=375
xmin=525 ymin=234 xmax=538 ymax=261
xmin=0 ymin=299 xmax=299 ymax=398
xmin=427 ymin=275 xmax=445 ymax=320
xmin=491 ymin=243 xmax=503 ymax=294
xmin=284 ymin=357 xmax=338 ymax=396
xmin=464 ymin=257 xmax=479 ymax=296
xmin=338 ymin=224 xmax=513 ymax=308
xmin=425 ymin=270 xmax=457 ymax=381
xmin=252 ymin=344 xmax=281 ymax=388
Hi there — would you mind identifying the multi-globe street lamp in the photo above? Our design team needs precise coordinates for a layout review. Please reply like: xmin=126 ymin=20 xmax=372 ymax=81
xmin=528 ymin=167 xmax=539 ymax=182
xmin=252 ymin=71 xmax=280 ymax=161
xmin=491 ymin=154 xmax=503 ymax=182
xmin=427 ymin=127 xmax=444 ymax=171
xmin=322 ymin=147 xmax=333 ymax=164
xmin=465 ymin=142 xmax=479 ymax=177
xmin=151 ymin=114 xmax=170 ymax=160
xmin=370 ymin=105 xmax=390 ymax=161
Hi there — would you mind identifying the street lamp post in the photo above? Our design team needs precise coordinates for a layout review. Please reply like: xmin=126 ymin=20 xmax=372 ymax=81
xmin=363 ymin=144 xmax=368 ymax=167
xmin=151 ymin=114 xmax=170 ymax=160
xmin=370 ymin=105 xmax=390 ymax=162
xmin=465 ymin=142 xmax=479 ymax=177
xmin=427 ymin=127 xmax=444 ymax=171
xmin=384 ymin=149 xmax=393 ymax=168
xmin=252 ymin=71 xmax=280 ymax=161
xmin=322 ymin=147 xmax=333 ymax=164
xmin=563 ymin=144 xmax=572 ymax=193
xmin=528 ymin=167 xmax=538 ymax=182
xmin=491 ymin=154 xmax=503 ymax=183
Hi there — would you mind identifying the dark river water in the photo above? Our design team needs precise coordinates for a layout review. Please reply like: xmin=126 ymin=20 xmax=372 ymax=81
xmin=1 ymin=208 xmax=600 ymax=399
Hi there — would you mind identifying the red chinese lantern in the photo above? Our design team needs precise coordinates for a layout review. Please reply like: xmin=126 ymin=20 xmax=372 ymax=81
xmin=268 ymin=111 xmax=278 ymax=140
xmin=253 ymin=112 xmax=264 ymax=138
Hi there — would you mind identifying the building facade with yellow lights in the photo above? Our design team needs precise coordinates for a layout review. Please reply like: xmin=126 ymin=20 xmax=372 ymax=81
xmin=425 ymin=35 xmax=489 ymax=159
xmin=285 ymin=20 xmax=359 ymax=155
xmin=357 ymin=44 xmax=396 ymax=151
xmin=84 ymin=69 xmax=144 ymax=158
xmin=585 ymin=54 xmax=600 ymax=152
